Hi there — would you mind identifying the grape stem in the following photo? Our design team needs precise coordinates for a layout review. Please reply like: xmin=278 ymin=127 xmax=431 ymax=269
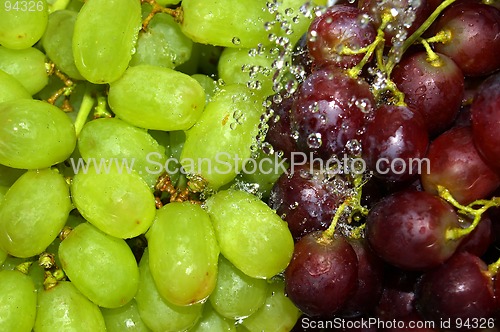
xmin=15 ymin=261 xmax=34 ymax=275
xmin=74 ymin=84 xmax=95 ymax=137
xmin=346 ymin=12 xmax=391 ymax=79
xmin=322 ymin=172 xmax=369 ymax=241
xmin=419 ymin=38 xmax=444 ymax=67
xmin=140 ymin=0 xmax=183 ymax=30
xmin=488 ymin=256 xmax=500 ymax=277
xmin=386 ymin=0 xmax=457 ymax=75
xmin=438 ymin=185 xmax=500 ymax=240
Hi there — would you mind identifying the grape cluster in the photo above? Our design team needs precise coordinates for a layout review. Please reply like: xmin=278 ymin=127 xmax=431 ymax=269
xmin=265 ymin=0 xmax=500 ymax=328
xmin=1 ymin=0 xmax=500 ymax=331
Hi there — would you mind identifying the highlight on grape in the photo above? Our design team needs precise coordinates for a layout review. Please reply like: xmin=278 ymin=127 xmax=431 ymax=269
xmin=67 ymin=151 xmax=431 ymax=177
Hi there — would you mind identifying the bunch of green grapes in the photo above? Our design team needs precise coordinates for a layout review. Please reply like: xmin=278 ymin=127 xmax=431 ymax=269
xmin=0 ymin=0 xmax=328 ymax=330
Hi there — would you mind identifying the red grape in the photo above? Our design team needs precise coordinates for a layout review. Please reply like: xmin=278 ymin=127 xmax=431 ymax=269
xmin=432 ymin=1 xmax=500 ymax=77
xmin=421 ymin=126 xmax=500 ymax=205
xmin=307 ymin=5 xmax=377 ymax=69
xmin=268 ymin=163 xmax=348 ymax=241
xmin=415 ymin=251 xmax=497 ymax=324
xmin=365 ymin=190 xmax=463 ymax=270
xmin=471 ymin=71 xmax=500 ymax=173
xmin=284 ymin=231 xmax=358 ymax=317
xmin=362 ymin=104 xmax=429 ymax=183
xmin=290 ymin=65 xmax=375 ymax=160
xmin=391 ymin=50 xmax=464 ymax=136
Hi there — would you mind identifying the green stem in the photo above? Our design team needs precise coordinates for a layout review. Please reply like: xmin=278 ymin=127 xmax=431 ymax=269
xmin=488 ymin=256 xmax=500 ymax=277
xmin=386 ymin=0 xmax=457 ymax=75
xmin=420 ymin=38 xmax=444 ymax=67
xmin=346 ymin=12 xmax=392 ymax=79
xmin=322 ymin=199 xmax=351 ymax=240
xmin=74 ymin=84 xmax=95 ymax=137
xmin=438 ymin=186 xmax=500 ymax=240
xmin=322 ymin=172 xmax=370 ymax=240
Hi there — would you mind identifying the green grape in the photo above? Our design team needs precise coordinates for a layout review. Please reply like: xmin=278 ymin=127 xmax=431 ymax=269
xmin=236 ymin=148 xmax=287 ymax=199
xmin=58 ymin=222 xmax=139 ymax=308
xmin=70 ymin=162 xmax=156 ymax=239
xmin=190 ymin=302 xmax=237 ymax=332
xmin=135 ymin=249 xmax=203 ymax=332
xmin=191 ymin=74 xmax=217 ymax=102
xmin=27 ymin=260 xmax=45 ymax=292
xmin=0 ymin=69 xmax=31 ymax=102
xmin=241 ymin=279 xmax=301 ymax=332
xmin=77 ymin=117 xmax=167 ymax=190
xmin=0 ymin=270 xmax=37 ymax=332
xmin=72 ymin=0 xmax=141 ymax=84
xmin=0 ymin=254 xmax=25 ymax=270
xmin=164 ymin=130 xmax=185 ymax=185
xmin=0 ymin=99 xmax=76 ymax=169
xmin=66 ymin=0 xmax=84 ymax=12
xmin=209 ymin=255 xmax=268 ymax=320
xmin=0 ymin=164 xmax=25 ymax=187
xmin=34 ymin=281 xmax=107 ymax=332
xmin=130 ymin=12 xmax=192 ymax=69
xmin=276 ymin=0 xmax=315 ymax=46
xmin=218 ymin=47 xmax=277 ymax=97
xmin=0 ymin=248 xmax=7 ymax=265
xmin=175 ymin=42 xmax=201 ymax=75
xmin=148 ymin=130 xmax=170 ymax=157
xmin=180 ymin=0 xmax=275 ymax=48
xmin=0 ymin=169 xmax=71 ymax=258
xmin=205 ymin=189 xmax=294 ymax=279
xmin=108 ymin=64 xmax=205 ymax=131
xmin=0 ymin=0 xmax=48 ymax=49
xmin=169 ymin=130 xmax=186 ymax=161
xmin=0 ymin=185 xmax=7 ymax=203
xmin=180 ymin=84 xmax=266 ymax=190
xmin=156 ymin=0 xmax=180 ymax=6
xmin=41 ymin=10 xmax=84 ymax=80
xmin=0 ymin=46 xmax=48 ymax=94
xmin=148 ymin=202 xmax=219 ymax=306
xmin=101 ymin=299 xmax=152 ymax=332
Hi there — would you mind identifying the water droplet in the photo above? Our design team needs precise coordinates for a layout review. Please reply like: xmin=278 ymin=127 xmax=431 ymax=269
xmin=307 ymin=133 xmax=322 ymax=149
xmin=355 ymin=98 xmax=372 ymax=113
xmin=345 ymin=139 xmax=362 ymax=155
xmin=232 ymin=37 xmax=241 ymax=45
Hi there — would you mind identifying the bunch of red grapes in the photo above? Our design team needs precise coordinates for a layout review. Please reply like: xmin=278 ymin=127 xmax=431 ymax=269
xmin=265 ymin=0 xmax=500 ymax=328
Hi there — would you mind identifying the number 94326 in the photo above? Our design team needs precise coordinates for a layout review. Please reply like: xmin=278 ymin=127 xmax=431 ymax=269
xmin=4 ymin=1 xmax=45 ymax=12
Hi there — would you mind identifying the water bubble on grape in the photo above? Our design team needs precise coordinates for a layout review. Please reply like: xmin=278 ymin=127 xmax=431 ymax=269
xmin=355 ymin=98 xmax=372 ymax=113
xmin=264 ymin=21 xmax=274 ymax=32
xmin=345 ymin=139 xmax=362 ymax=155
xmin=232 ymin=37 xmax=241 ymax=45
xmin=266 ymin=0 xmax=279 ymax=14
xmin=359 ymin=13 xmax=372 ymax=28
xmin=307 ymin=133 xmax=322 ymax=149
